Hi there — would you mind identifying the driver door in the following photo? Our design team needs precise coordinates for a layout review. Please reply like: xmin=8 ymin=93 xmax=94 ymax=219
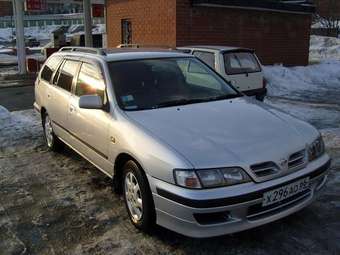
xmin=67 ymin=61 xmax=113 ymax=176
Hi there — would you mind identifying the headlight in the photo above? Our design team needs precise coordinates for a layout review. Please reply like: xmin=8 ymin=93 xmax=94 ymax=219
xmin=174 ymin=167 xmax=251 ymax=189
xmin=308 ymin=136 xmax=325 ymax=161
xmin=173 ymin=170 xmax=202 ymax=189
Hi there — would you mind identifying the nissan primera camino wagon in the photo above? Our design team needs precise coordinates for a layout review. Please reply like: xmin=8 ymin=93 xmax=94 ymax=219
xmin=34 ymin=47 xmax=331 ymax=238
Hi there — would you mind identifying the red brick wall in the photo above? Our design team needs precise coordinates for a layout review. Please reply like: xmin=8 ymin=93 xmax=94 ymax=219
xmin=314 ymin=0 xmax=340 ymax=18
xmin=0 ymin=1 xmax=13 ymax=16
xmin=106 ymin=0 xmax=177 ymax=48
xmin=176 ymin=0 xmax=312 ymax=66
xmin=106 ymin=0 xmax=312 ymax=66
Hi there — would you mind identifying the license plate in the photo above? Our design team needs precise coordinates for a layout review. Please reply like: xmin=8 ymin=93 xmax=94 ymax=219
xmin=262 ymin=177 xmax=310 ymax=207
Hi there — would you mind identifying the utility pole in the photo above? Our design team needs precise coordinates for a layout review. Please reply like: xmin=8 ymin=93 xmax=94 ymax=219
xmin=13 ymin=0 xmax=26 ymax=74
xmin=83 ymin=0 xmax=93 ymax=47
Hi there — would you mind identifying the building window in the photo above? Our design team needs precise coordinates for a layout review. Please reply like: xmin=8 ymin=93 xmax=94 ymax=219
xmin=121 ymin=19 xmax=132 ymax=44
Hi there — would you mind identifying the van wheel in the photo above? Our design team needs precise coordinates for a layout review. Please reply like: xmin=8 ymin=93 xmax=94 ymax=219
xmin=122 ymin=160 xmax=155 ymax=232
xmin=42 ymin=113 xmax=63 ymax=151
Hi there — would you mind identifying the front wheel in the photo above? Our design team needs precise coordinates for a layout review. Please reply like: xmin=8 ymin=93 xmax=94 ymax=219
xmin=42 ymin=113 xmax=63 ymax=151
xmin=122 ymin=160 xmax=155 ymax=232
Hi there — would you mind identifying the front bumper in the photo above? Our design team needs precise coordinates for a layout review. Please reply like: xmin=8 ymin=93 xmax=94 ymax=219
xmin=150 ymin=155 xmax=331 ymax=238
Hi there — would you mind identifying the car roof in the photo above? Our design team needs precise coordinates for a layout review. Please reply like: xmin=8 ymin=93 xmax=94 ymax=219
xmin=177 ymin=45 xmax=254 ymax=52
xmin=55 ymin=47 xmax=193 ymax=62
xmin=104 ymin=49 xmax=192 ymax=62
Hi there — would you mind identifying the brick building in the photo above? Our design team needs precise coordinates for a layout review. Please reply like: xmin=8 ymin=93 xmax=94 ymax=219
xmin=0 ymin=0 xmax=12 ymax=16
xmin=314 ymin=0 xmax=340 ymax=18
xmin=106 ymin=0 xmax=315 ymax=66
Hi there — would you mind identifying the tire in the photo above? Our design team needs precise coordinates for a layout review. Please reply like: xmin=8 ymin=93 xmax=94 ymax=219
xmin=42 ymin=113 xmax=64 ymax=151
xmin=256 ymin=94 xmax=265 ymax=102
xmin=122 ymin=160 xmax=156 ymax=232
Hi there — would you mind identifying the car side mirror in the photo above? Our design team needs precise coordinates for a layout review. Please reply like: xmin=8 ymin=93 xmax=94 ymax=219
xmin=79 ymin=95 xmax=103 ymax=109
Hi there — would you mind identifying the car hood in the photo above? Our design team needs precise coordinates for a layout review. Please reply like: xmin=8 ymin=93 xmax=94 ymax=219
xmin=125 ymin=97 xmax=318 ymax=169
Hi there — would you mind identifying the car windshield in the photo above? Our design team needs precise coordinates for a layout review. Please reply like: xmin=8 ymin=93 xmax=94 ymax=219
xmin=224 ymin=52 xmax=261 ymax=75
xmin=108 ymin=57 xmax=241 ymax=111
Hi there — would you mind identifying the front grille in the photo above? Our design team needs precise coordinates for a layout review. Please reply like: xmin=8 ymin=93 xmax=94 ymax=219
xmin=247 ymin=189 xmax=311 ymax=220
xmin=250 ymin=161 xmax=279 ymax=177
xmin=288 ymin=149 xmax=306 ymax=169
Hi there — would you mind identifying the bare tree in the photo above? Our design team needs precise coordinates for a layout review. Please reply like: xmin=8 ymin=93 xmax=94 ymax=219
xmin=314 ymin=0 xmax=340 ymax=37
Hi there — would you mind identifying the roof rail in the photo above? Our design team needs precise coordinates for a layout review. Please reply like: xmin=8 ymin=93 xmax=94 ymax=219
xmin=116 ymin=44 xmax=174 ymax=50
xmin=116 ymin=44 xmax=140 ymax=48
xmin=59 ymin=47 xmax=106 ymax=56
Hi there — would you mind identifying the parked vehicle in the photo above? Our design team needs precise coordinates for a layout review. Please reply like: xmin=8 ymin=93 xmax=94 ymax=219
xmin=34 ymin=47 xmax=331 ymax=238
xmin=177 ymin=46 xmax=267 ymax=101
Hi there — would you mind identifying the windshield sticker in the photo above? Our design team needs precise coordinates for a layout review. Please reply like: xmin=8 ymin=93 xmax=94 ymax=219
xmin=121 ymin=95 xmax=134 ymax=102
xmin=125 ymin=105 xmax=138 ymax=110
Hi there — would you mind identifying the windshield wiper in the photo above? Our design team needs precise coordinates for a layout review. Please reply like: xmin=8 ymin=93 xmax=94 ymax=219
xmin=206 ymin=94 xmax=242 ymax=101
xmin=155 ymin=98 xmax=208 ymax=108
xmin=155 ymin=94 xmax=241 ymax=108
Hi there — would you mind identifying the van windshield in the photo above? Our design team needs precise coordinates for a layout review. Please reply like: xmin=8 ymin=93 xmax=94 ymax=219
xmin=108 ymin=57 xmax=241 ymax=111
xmin=224 ymin=52 xmax=261 ymax=75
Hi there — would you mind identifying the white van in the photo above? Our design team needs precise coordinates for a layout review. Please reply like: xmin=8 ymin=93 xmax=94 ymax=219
xmin=177 ymin=46 xmax=267 ymax=101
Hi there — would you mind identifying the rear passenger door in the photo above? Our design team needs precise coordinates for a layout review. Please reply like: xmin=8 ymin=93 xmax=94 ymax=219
xmin=37 ymin=55 xmax=63 ymax=108
xmin=48 ymin=59 xmax=80 ymax=137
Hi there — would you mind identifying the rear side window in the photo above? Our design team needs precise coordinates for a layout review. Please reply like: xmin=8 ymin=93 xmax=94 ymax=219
xmin=40 ymin=56 xmax=62 ymax=82
xmin=54 ymin=60 xmax=80 ymax=92
xmin=224 ymin=52 xmax=261 ymax=75
xmin=193 ymin=51 xmax=215 ymax=69
xmin=75 ymin=63 xmax=106 ymax=102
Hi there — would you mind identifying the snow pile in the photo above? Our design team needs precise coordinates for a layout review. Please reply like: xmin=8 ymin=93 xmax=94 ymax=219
xmin=322 ymin=129 xmax=340 ymax=149
xmin=309 ymin=35 xmax=340 ymax=62
xmin=263 ymin=60 xmax=340 ymax=103
xmin=0 ymin=106 xmax=44 ymax=155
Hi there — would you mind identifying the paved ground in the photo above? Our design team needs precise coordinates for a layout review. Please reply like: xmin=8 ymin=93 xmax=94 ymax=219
xmin=0 ymin=72 xmax=340 ymax=254
xmin=0 ymin=86 xmax=34 ymax=111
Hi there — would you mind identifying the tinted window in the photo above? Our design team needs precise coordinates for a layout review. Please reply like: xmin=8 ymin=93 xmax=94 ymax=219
xmin=108 ymin=58 xmax=238 ymax=111
xmin=224 ymin=52 xmax=261 ymax=75
xmin=40 ymin=56 xmax=62 ymax=82
xmin=55 ymin=60 xmax=79 ymax=92
xmin=193 ymin=51 xmax=215 ymax=69
xmin=75 ymin=63 xmax=106 ymax=102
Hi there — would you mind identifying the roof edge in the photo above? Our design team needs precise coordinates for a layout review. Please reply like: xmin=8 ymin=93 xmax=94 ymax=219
xmin=192 ymin=0 xmax=315 ymax=14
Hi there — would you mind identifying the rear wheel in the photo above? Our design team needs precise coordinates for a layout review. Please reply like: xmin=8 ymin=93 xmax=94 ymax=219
xmin=122 ymin=160 xmax=155 ymax=232
xmin=42 ymin=113 xmax=63 ymax=151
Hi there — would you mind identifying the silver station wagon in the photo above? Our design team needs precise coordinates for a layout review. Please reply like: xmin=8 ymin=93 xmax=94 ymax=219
xmin=34 ymin=47 xmax=331 ymax=238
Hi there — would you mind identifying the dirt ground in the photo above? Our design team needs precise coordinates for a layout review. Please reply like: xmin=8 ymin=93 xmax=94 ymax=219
xmin=0 ymin=107 xmax=339 ymax=255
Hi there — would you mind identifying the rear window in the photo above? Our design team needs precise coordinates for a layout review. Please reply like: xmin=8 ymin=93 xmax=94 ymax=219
xmin=40 ymin=56 xmax=62 ymax=82
xmin=224 ymin=52 xmax=261 ymax=75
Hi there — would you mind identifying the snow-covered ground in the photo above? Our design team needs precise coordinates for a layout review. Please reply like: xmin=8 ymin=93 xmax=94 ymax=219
xmin=0 ymin=106 xmax=43 ymax=155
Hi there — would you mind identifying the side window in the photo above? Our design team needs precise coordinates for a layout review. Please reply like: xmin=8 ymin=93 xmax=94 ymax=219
xmin=40 ymin=56 xmax=62 ymax=82
xmin=55 ymin=60 xmax=80 ymax=92
xmin=193 ymin=51 xmax=215 ymax=69
xmin=75 ymin=63 xmax=106 ymax=102
xmin=178 ymin=59 xmax=221 ymax=91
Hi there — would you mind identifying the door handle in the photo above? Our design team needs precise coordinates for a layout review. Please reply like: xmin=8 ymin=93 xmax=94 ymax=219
xmin=69 ymin=105 xmax=76 ymax=113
